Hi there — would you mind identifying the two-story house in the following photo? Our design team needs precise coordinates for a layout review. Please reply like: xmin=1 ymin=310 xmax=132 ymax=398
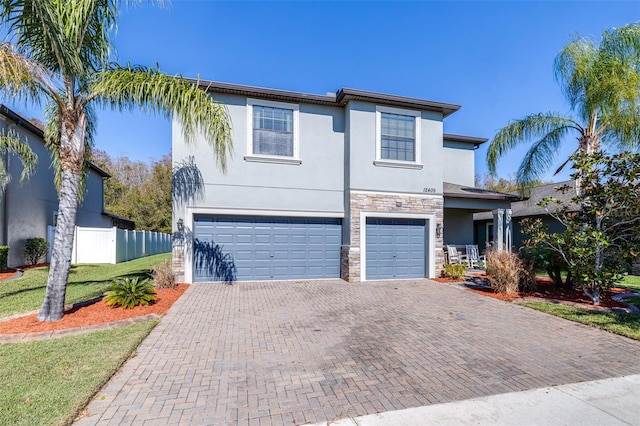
xmin=172 ymin=82 xmax=515 ymax=283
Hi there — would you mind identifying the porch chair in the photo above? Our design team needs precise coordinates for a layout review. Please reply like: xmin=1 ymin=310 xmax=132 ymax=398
xmin=446 ymin=245 xmax=468 ymax=266
xmin=465 ymin=244 xmax=486 ymax=269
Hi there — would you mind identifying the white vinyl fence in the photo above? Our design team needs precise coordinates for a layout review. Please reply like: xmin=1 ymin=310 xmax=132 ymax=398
xmin=47 ymin=226 xmax=171 ymax=264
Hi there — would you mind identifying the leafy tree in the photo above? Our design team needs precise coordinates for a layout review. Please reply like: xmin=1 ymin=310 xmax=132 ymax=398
xmin=475 ymin=173 xmax=550 ymax=194
xmin=0 ymin=2 xmax=232 ymax=321
xmin=91 ymin=150 xmax=171 ymax=233
xmin=487 ymin=24 xmax=640 ymax=191
xmin=522 ymin=151 xmax=640 ymax=305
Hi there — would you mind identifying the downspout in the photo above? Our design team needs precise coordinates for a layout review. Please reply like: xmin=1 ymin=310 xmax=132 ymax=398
xmin=0 ymin=118 xmax=10 ymax=247
xmin=1 ymin=148 xmax=7 ymax=247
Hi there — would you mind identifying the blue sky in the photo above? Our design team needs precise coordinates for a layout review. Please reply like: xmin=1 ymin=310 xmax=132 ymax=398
xmin=9 ymin=1 xmax=640 ymax=182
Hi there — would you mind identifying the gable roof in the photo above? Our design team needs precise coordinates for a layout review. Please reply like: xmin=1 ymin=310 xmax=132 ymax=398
xmin=473 ymin=180 xmax=577 ymax=221
xmin=189 ymin=79 xmax=462 ymax=117
xmin=0 ymin=104 xmax=109 ymax=178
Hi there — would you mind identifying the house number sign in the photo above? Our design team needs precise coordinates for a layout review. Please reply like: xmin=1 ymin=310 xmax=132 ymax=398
xmin=423 ymin=187 xmax=436 ymax=193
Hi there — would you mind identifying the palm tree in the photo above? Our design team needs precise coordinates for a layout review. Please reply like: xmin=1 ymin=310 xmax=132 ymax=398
xmin=487 ymin=24 xmax=640 ymax=190
xmin=0 ymin=2 xmax=232 ymax=321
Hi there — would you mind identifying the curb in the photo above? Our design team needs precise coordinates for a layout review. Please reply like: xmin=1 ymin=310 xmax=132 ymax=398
xmin=0 ymin=313 xmax=162 ymax=343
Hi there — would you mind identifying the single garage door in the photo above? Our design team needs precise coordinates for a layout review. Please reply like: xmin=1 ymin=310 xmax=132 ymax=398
xmin=365 ymin=218 xmax=426 ymax=280
xmin=193 ymin=216 xmax=341 ymax=281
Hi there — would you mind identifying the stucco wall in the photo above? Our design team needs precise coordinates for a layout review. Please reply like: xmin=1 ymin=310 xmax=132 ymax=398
xmin=442 ymin=141 xmax=475 ymax=187
xmin=345 ymin=101 xmax=444 ymax=195
xmin=443 ymin=208 xmax=474 ymax=245
xmin=172 ymin=93 xmax=345 ymax=225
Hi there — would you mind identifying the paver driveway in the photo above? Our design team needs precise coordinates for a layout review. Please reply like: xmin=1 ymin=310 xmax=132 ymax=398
xmin=77 ymin=280 xmax=640 ymax=425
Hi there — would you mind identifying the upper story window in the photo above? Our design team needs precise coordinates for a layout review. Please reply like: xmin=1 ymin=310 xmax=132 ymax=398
xmin=380 ymin=112 xmax=415 ymax=161
xmin=246 ymin=99 xmax=300 ymax=165
xmin=375 ymin=106 xmax=422 ymax=169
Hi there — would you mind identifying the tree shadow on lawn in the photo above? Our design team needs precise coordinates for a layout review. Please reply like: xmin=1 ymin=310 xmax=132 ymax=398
xmin=0 ymin=267 xmax=151 ymax=301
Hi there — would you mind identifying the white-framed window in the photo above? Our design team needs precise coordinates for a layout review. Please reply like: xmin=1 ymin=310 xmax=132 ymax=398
xmin=245 ymin=99 xmax=300 ymax=164
xmin=375 ymin=106 xmax=422 ymax=169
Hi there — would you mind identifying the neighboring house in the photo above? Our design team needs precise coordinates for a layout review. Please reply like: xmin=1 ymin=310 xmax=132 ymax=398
xmin=0 ymin=105 xmax=134 ymax=267
xmin=473 ymin=180 xmax=576 ymax=252
xmin=172 ymin=81 xmax=516 ymax=283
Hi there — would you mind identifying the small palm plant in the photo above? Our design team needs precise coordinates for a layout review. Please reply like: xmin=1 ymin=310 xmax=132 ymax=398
xmin=103 ymin=277 xmax=157 ymax=309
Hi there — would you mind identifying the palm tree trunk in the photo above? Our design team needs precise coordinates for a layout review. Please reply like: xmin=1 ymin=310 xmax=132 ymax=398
xmin=37 ymin=112 xmax=86 ymax=321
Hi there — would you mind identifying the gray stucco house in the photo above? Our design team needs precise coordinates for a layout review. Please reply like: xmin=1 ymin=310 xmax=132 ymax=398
xmin=0 ymin=105 xmax=133 ymax=267
xmin=172 ymin=82 xmax=515 ymax=283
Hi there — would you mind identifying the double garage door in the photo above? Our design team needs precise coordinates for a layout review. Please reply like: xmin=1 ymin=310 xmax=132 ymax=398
xmin=193 ymin=216 xmax=341 ymax=281
xmin=193 ymin=215 xmax=427 ymax=282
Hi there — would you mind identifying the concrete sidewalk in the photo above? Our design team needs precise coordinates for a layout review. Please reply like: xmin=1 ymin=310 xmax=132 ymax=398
xmin=310 ymin=374 xmax=640 ymax=426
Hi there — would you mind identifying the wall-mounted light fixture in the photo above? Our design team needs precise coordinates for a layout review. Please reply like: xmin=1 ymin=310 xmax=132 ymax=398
xmin=436 ymin=223 xmax=443 ymax=238
xmin=177 ymin=218 xmax=184 ymax=234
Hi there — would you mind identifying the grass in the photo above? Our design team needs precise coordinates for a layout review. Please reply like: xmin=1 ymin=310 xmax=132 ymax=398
xmin=623 ymin=297 xmax=640 ymax=309
xmin=519 ymin=301 xmax=640 ymax=341
xmin=0 ymin=253 xmax=171 ymax=318
xmin=620 ymin=275 xmax=640 ymax=291
xmin=0 ymin=320 xmax=158 ymax=426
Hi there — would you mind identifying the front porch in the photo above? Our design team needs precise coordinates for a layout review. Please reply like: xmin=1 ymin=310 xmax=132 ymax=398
xmin=442 ymin=182 xmax=520 ymax=261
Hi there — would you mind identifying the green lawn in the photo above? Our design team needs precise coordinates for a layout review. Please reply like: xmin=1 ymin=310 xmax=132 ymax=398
xmin=623 ymin=297 xmax=640 ymax=309
xmin=620 ymin=275 xmax=640 ymax=291
xmin=0 ymin=321 xmax=158 ymax=426
xmin=0 ymin=253 xmax=170 ymax=318
xmin=519 ymin=301 xmax=640 ymax=341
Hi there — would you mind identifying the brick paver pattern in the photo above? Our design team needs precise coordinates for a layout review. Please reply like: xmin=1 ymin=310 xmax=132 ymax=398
xmin=77 ymin=280 xmax=640 ymax=425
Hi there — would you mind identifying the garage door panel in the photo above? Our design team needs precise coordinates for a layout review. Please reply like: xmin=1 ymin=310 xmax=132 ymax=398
xmin=194 ymin=216 xmax=341 ymax=281
xmin=254 ymin=234 xmax=271 ymax=244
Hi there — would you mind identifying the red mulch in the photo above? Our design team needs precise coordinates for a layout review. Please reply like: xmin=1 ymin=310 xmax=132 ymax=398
xmin=0 ymin=284 xmax=189 ymax=335
xmin=0 ymin=263 xmax=50 ymax=280
xmin=0 ymin=269 xmax=19 ymax=281
xmin=466 ymin=275 xmax=632 ymax=309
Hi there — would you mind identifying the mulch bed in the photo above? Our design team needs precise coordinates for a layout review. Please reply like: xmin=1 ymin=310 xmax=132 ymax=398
xmin=0 ymin=263 xmax=50 ymax=281
xmin=0 ymin=284 xmax=189 ymax=335
xmin=465 ymin=275 xmax=633 ymax=310
xmin=0 ymin=269 xmax=19 ymax=281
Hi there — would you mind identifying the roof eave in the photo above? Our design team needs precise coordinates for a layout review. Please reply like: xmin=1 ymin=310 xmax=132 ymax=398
xmin=188 ymin=79 xmax=462 ymax=116
xmin=443 ymin=133 xmax=489 ymax=147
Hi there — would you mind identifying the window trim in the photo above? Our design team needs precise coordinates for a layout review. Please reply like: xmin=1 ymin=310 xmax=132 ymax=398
xmin=375 ymin=105 xmax=422 ymax=168
xmin=246 ymin=98 xmax=300 ymax=164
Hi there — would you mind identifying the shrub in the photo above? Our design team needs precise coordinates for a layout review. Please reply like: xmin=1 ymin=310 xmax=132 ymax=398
xmin=151 ymin=259 xmax=176 ymax=289
xmin=103 ymin=277 xmax=157 ymax=309
xmin=443 ymin=263 xmax=467 ymax=280
xmin=24 ymin=238 xmax=49 ymax=266
xmin=0 ymin=246 xmax=8 ymax=271
xmin=486 ymin=250 xmax=533 ymax=294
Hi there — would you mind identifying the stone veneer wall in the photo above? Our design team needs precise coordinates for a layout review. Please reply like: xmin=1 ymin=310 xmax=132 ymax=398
xmin=172 ymin=245 xmax=185 ymax=283
xmin=341 ymin=191 xmax=444 ymax=282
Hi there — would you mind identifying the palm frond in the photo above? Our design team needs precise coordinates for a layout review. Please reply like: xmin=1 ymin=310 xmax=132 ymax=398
xmin=600 ymin=106 xmax=640 ymax=150
xmin=0 ymin=41 xmax=59 ymax=105
xmin=487 ymin=113 xmax=581 ymax=174
xmin=89 ymin=64 xmax=233 ymax=171
xmin=554 ymin=35 xmax=597 ymax=121
xmin=516 ymin=124 xmax=573 ymax=192
xmin=0 ymin=128 xmax=37 ymax=191
xmin=0 ymin=0 xmax=119 ymax=79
